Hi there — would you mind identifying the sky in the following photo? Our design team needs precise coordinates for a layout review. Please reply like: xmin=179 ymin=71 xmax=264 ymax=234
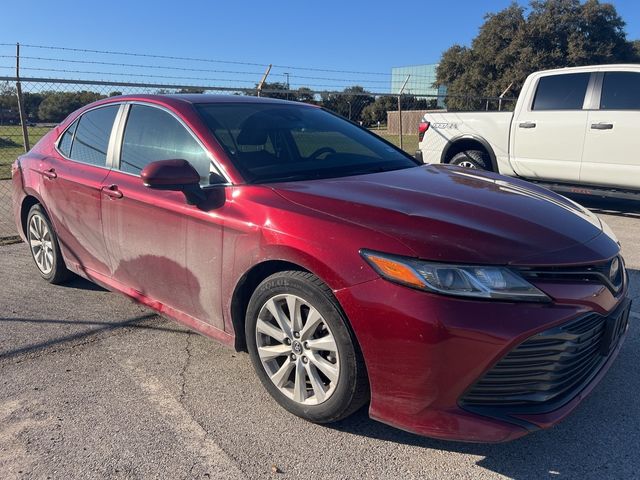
xmin=1 ymin=0 xmax=639 ymax=93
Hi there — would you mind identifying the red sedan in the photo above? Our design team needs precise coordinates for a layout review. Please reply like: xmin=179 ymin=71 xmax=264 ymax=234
xmin=12 ymin=95 xmax=630 ymax=442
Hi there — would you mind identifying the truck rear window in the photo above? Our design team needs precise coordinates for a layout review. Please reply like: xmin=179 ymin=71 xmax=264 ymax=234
xmin=600 ymin=72 xmax=640 ymax=110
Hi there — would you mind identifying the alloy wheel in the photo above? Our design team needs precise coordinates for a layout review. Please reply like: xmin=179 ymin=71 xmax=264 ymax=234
xmin=255 ymin=294 xmax=340 ymax=405
xmin=458 ymin=160 xmax=477 ymax=168
xmin=28 ymin=213 xmax=54 ymax=275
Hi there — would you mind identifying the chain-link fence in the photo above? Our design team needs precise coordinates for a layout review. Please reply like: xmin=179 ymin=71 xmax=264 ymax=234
xmin=0 ymin=45 xmax=514 ymax=240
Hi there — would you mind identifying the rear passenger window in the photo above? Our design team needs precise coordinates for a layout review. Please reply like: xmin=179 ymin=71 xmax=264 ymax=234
xmin=532 ymin=73 xmax=591 ymax=111
xmin=69 ymin=106 xmax=119 ymax=166
xmin=58 ymin=119 xmax=78 ymax=157
xmin=119 ymin=105 xmax=212 ymax=183
xmin=600 ymin=72 xmax=640 ymax=110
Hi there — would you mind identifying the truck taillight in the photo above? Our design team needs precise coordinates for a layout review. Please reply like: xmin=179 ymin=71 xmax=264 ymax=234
xmin=418 ymin=122 xmax=430 ymax=141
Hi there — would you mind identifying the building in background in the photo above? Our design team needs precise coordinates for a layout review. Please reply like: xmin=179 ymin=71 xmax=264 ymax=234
xmin=391 ymin=64 xmax=447 ymax=107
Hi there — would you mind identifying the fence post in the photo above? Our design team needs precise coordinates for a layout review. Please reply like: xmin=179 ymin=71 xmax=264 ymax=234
xmin=15 ymin=43 xmax=30 ymax=152
xmin=498 ymin=82 xmax=514 ymax=112
xmin=397 ymin=75 xmax=410 ymax=151
xmin=257 ymin=64 xmax=272 ymax=97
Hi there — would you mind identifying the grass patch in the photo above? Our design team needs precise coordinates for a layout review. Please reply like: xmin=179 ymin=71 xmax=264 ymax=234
xmin=370 ymin=129 xmax=419 ymax=155
xmin=0 ymin=126 xmax=51 ymax=179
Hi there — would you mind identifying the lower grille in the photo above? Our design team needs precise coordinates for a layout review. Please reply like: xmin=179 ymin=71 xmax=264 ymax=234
xmin=461 ymin=301 xmax=630 ymax=410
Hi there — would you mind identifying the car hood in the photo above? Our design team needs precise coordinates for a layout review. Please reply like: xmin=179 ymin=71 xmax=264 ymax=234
xmin=270 ymin=165 xmax=614 ymax=266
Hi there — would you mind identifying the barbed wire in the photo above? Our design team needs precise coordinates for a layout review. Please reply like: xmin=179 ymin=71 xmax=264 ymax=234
xmin=2 ymin=56 xmax=407 ymax=85
xmin=0 ymin=43 xmax=440 ymax=80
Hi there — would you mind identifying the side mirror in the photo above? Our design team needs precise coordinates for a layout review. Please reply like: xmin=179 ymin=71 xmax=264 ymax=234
xmin=141 ymin=159 xmax=205 ymax=205
xmin=414 ymin=150 xmax=424 ymax=163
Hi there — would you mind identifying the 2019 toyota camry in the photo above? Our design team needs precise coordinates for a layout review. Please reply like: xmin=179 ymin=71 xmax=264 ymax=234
xmin=12 ymin=94 xmax=630 ymax=442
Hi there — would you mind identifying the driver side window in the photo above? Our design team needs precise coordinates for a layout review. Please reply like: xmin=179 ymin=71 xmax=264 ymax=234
xmin=119 ymin=104 xmax=214 ymax=184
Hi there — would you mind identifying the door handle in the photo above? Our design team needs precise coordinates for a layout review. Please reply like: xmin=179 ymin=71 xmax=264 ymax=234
xmin=519 ymin=122 xmax=536 ymax=129
xmin=591 ymin=123 xmax=613 ymax=130
xmin=101 ymin=184 xmax=123 ymax=199
xmin=41 ymin=168 xmax=57 ymax=179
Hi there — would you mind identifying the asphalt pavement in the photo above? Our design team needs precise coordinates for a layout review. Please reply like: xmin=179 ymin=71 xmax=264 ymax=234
xmin=1 ymin=203 xmax=639 ymax=479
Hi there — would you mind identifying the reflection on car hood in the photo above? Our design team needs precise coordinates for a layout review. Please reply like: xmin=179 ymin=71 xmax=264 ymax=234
xmin=271 ymin=164 xmax=614 ymax=266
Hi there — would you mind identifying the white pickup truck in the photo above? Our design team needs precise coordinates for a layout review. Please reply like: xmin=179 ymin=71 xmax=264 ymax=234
xmin=417 ymin=64 xmax=640 ymax=199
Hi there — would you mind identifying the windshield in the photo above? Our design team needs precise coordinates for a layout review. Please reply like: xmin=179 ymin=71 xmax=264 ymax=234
xmin=195 ymin=103 xmax=417 ymax=183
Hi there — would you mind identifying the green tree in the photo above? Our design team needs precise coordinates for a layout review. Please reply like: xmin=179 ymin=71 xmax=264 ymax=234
xmin=38 ymin=91 xmax=105 ymax=122
xmin=633 ymin=40 xmax=640 ymax=59
xmin=361 ymin=95 xmax=437 ymax=126
xmin=23 ymin=93 xmax=44 ymax=121
xmin=0 ymin=82 xmax=17 ymax=112
xmin=361 ymin=96 xmax=397 ymax=126
xmin=296 ymin=87 xmax=316 ymax=103
xmin=320 ymin=86 xmax=374 ymax=122
xmin=437 ymin=0 xmax=638 ymax=111
xmin=258 ymin=82 xmax=290 ymax=100
xmin=177 ymin=87 xmax=205 ymax=94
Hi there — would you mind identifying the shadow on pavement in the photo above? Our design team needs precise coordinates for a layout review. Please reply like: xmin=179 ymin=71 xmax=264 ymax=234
xmin=0 ymin=312 xmax=189 ymax=360
xmin=64 ymin=274 xmax=108 ymax=292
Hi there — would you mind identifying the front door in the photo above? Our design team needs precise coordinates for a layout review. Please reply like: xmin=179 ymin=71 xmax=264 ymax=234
xmin=101 ymin=103 xmax=226 ymax=329
xmin=511 ymin=72 xmax=591 ymax=182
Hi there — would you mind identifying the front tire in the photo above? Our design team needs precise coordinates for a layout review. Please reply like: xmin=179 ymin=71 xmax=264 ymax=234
xmin=246 ymin=271 xmax=368 ymax=423
xmin=450 ymin=149 xmax=491 ymax=170
xmin=26 ymin=204 xmax=72 ymax=284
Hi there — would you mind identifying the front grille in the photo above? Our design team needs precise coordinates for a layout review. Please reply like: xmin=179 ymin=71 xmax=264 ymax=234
xmin=518 ymin=256 xmax=625 ymax=295
xmin=461 ymin=301 xmax=630 ymax=410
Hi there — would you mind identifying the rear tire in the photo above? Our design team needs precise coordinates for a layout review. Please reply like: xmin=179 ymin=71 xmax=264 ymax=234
xmin=450 ymin=149 xmax=491 ymax=170
xmin=246 ymin=271 xmax=369 ymax=423
xmin=26 ymin=204 xmax=73 ymax=284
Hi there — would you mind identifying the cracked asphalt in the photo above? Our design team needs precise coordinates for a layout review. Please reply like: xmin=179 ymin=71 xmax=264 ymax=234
xmin=1 ymin=198 xmax=640 ymax=480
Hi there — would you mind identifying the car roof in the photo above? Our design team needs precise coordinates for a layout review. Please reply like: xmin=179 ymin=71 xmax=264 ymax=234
xmin=101 ymin=93 xmax=309 ymax=106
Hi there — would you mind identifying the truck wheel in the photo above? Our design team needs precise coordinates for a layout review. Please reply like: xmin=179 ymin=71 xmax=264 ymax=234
xmin=450 ymin=150 xmax=491 ymax=170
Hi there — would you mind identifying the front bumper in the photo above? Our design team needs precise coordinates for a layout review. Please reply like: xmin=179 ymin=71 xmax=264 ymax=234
xmin=335 ymin=274 xmax=630 ymax=443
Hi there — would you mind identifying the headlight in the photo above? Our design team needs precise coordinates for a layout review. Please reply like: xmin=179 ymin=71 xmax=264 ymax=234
xmin=360 ymin=250 xmax=550 ymax=302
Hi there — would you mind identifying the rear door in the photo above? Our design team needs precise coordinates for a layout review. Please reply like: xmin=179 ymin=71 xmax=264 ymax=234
xmin=511 ymin=72 xmax=592 ymax=182
xmin=41 ymin=104 xmax=121 ymax=276
xmin=581 ymin=71 xmax=640 ymax=189
xmin=101 ymin=102 xmax=227 ymax=329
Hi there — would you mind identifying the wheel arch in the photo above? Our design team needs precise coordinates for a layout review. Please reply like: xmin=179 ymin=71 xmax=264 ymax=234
xmin=441 ymin=135 xmax=497 ymax=171
xmin=20 ymin=194 xmax=44 ymax=238
xmin=230 ymin=259 xmax=311 ymax=351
